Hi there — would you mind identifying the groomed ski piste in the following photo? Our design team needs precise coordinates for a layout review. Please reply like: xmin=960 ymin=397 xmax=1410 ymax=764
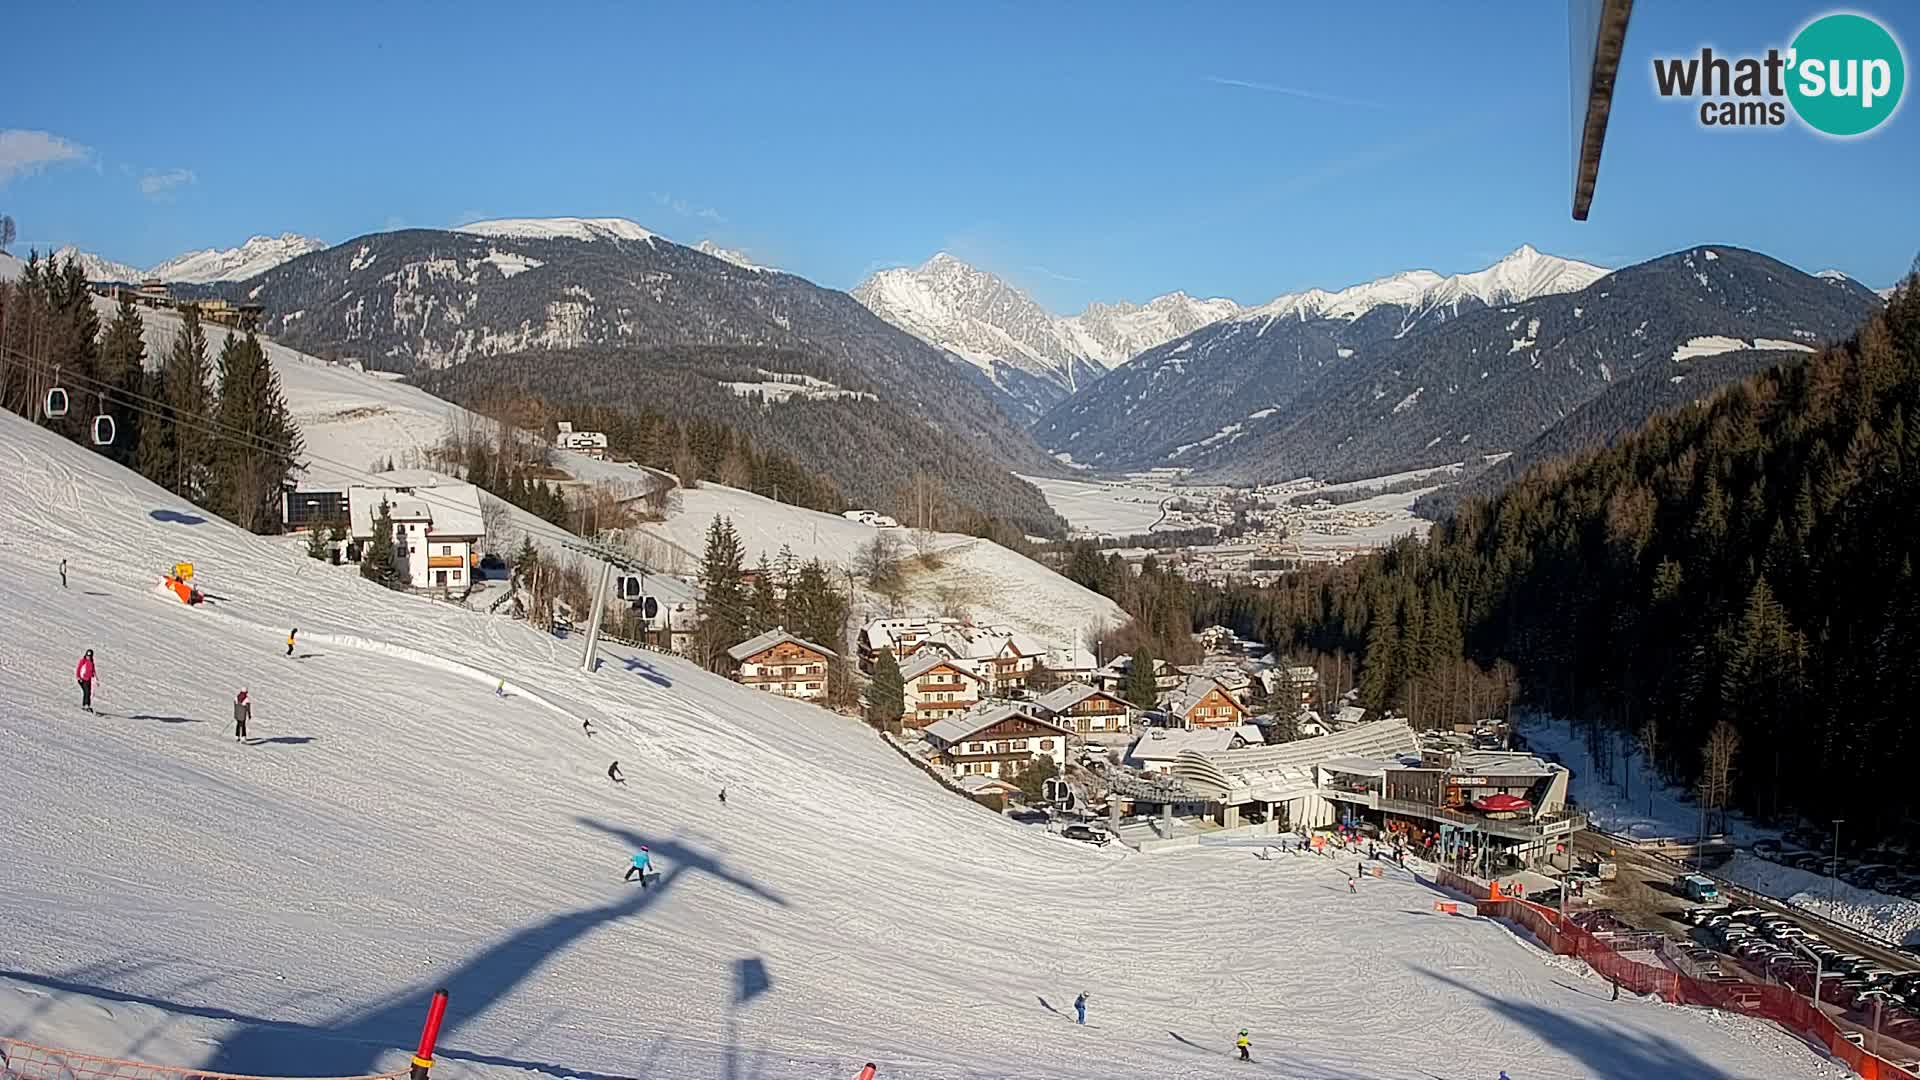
xmin=0 ymin=411 xmax=1848 ymax=1080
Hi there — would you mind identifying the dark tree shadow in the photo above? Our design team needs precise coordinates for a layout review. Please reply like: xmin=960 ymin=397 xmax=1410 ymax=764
xmin=149 ymin=510 xmax=206 ymax=525
xmin=616 ymin=653 xmax=674 ymax=688
xmin=1 ymin=827 xmax=787 ymax=1078
xmin=244 ymin=737 xmax=317 ymax=746
xmin=734 ymin=957 xmax=772 ymax=1007
xmin=1413 ymin=966 xmax=1759 ymax=1080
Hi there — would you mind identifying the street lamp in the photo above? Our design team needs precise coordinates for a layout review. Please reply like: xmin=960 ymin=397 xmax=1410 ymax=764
xmin=1793 ymin=939 xmax=1826 ymax=1012
xmin=1831 ymin=819 xmax=1845 ymax=906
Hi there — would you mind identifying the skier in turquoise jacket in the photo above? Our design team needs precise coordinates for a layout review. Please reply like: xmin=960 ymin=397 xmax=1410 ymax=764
xmin=624 ymin=846 xmax=653 ymax=888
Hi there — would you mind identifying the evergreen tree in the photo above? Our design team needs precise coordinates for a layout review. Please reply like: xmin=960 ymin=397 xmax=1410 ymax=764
xmin=1012 ymin=755 xmax=1060 ymax=803
xmin=211 ymin=330 xmax=303 ymax=532
xmin=361 ymin=499 xmax=407 ymax=589
xmin=747 ymin=553 xmax=780 ymax=636
xmin=143 ymin=306 xmax=214 ymax=500
xmin=866 ymin=650 xmax=905 ymax=731
xmin=305 ymin=526 xmax=330 ymax=561
xmin=696 ymin=515 xmax=747 ymax=669
xmin=1124 ymin=647 xmax=1159 ymax=710
xmin=94 ymin=297 xmax=146 ymax=467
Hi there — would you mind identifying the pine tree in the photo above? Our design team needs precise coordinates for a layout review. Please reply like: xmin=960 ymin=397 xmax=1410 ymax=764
xmin=305 ymin=525 xmax=330 ymax=561
xmin=1124 ymin=647 xmax=1159 ymax=710
xmin=95 ymin=297 xmax=146 ymax=467
xmin=211 ymin=330 xmax=303 ymax=532
xmin=748 ymin=553 xmax=780 ymax=636
xmin=144 ymin=306 xmax=213 ymax=500
xmin=867 ymin=650 xmax=905 ymax=731
xmin=697 ymin=515 xmax=747 ymax=669
xmin=361 ymin=499 xmax=407 ymax=589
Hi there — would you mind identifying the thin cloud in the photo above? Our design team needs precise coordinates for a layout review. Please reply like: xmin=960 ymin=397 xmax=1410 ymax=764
xmin=1025 ymin=264 xmax=1085 ymax=284
xmin=1205 ymin=75 xmax=1392 ymax=111
xmin=139 ymin=168 xmax=197 ymax=198
xmin=652 ymin=191 xmax=727 ymax=224
xmin=0 ymin=129 xmax=90 ymax=186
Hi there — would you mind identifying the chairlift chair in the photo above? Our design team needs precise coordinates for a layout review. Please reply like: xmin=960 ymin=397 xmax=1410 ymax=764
xmin=92 ymin=413 xmax=116 ymax=446
xmin=43 ymin=386 xmax=69 ymax=419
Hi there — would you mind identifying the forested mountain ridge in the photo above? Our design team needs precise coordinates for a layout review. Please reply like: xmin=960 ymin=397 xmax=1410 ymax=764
xmin=414 ymin=344 xmax=1065 ymax=539
xmin=215 ymin=224 xmax=1063 ymax=480
xmin=1038 ymin=246 xmax=1879 ymax=487
xmin=1216 ymin=270 xmax=1920 ymax=830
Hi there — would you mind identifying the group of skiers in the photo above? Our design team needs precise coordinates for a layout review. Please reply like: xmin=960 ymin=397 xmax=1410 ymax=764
xmin=78 ymin=646 xmax=261 ymax=742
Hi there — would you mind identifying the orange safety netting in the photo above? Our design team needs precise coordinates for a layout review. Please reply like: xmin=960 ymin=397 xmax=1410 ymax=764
xmin=0 ymin=1038 xmax=410 ymax=1080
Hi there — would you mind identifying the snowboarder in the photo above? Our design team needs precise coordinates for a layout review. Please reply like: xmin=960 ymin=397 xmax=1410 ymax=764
xmin=75 ymin=649 xmax=96 ymax=712
xmin=582 ymin=718 xmax=596 ymax=737
xmin=286 ymin=629 xmax=298 ymax=657
xmin=496 ymin=679 xmax=507 ymax=697
xmin=608 ymin=761 xmax=625 ymax=784
xmin=59 ymin=559 xmax=67 ymax=589
xmin=1347 ymin=876 xmax=1357 ymax=894
xmin=718 ymin=787 xmax=728 ymax=806
xmin=855 ymin=1065 xmax=876 ymax=1080
xmin=1073 ymin=991 xmax=1087 ymax=1025
xmin=234 ymin=690 xmax=252 ymax=741
xmin=1235 ymin=1029 xmax=1252 ymax=1062
xmin=624 ymin=846 xmax=653 ymax=887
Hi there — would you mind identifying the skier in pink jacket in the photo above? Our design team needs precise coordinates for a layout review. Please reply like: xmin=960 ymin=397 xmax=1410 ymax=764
xmin=76 ymin=650 xmax=96 ymax=712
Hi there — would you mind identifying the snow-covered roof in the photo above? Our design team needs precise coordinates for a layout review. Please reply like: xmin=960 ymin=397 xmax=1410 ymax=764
xmin=1034 ymin=682 xmax=1120 ymax=714
xmin=899 ymin=652 xmax=980 ymax=683
xmin=1126 ymin=727 xmax=1240 ymax=765
xmin=347 ymin=479 xmax=484 ymax=540
xmin=1334 ymin=705 xmax=1368 ymax=726
xmin=1164 ymin=674 xmax=1236 ymax=717
xmin=1320 ymin=756 xmax=1396 ymax=778
xmin=924 ymin=703 xmax=1068 ymax=745
xmin=726 ymin=626 xmax=838 ymax=663
xmin=1170 ymin=718 xmax=1421 ymax=802
xmin=1447 ymin=750 xmax=1559 ymax=780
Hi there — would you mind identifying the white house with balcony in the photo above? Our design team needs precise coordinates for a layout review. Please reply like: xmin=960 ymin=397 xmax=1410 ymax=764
xmin=554 ymin=421 xmax=609 ymax=459
xmin=347 ymin=474 xmax=486 ymax=594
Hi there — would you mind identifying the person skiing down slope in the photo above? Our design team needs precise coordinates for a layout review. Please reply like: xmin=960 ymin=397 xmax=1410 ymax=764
xmin=625 ymin=846 xmax=653 ymax=887
xmin=854 ymin=1065 xmax=876 ymax=1080
xmin=234 ymin=690 xmax=252 ymax=741
xmin=608 ymin=761 xmax=625 ymax=784
xmin=286 ymin=629 xmax=298 ymax=657
xmin=1235 ymin=1029 xmax=1251 ymax=1062
xmin=75 ymin=650 xmax=96 ymax=712
xmin=1074 ymin=991 xmax=1088 ymax=1025
xmin=59 ymin=559 xmax=68 ymax=589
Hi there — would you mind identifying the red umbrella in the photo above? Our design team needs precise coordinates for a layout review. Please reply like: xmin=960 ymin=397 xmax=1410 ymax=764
xmin=1473 ymin=793 xmax=1532 ymax=813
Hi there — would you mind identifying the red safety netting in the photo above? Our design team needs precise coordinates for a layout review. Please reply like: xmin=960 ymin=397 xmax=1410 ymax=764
xmin=1467 ymin=895 xmax=1920 ymax=1080
xmin=0 ymin=1038 xmax=410 ymax=1080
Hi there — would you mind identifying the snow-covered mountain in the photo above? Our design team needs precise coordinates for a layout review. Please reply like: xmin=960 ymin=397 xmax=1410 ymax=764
xmin=453 ymin=216 xmax=658 ymax=244
xmin=44 ymin=234 xmax=325 ymax=284
xmin=853 ymin=253 xmax=1239 ymax=420
xmin=148 ymin=233 xmax=327 ymax=283
xmin=1235 ymin=244 xmax=1608 ymax=329
xmin=694 ymin=239 xmax=771 ymax=272
xmin=52 ymin=246 xmax=143 ymax=284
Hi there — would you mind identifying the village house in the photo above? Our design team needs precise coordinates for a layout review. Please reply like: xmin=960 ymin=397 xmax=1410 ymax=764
xmin=1164 ymin=674 xmax=1249 ymax=729
xmin=1092 ymin=653 xmax=1183 ymax=698
xmin=726 ymin=626 xmax=837 ymax=702
xmin=1033 ymin=682 xmax=1135 ymax=735
xmin=861 ymin=616 xmax=1047 ymax=695
xmin=923 ymin=703 xmax=1074 ymax=782
xmin=1283 ymin=665 xmax=1319 ymax=709
xmin=899 ymin=652 xmax=985 ymax=729
xmin=553 ymin=421 xmax=609 ymax=459
xmin=1124 ymin=725 xmax=1263 ymax=773
xmin=347 ymin=475 xmax=485 ymax=595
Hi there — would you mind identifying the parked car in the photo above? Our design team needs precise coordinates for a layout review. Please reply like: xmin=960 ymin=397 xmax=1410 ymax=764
xmin=1060 ymin=824 xmax=1111 ymax=846
xmin=1728 ymin=906 xmax=1764 ymax=920
xmin=1685 ymin=906 xmax=1724 ymax=925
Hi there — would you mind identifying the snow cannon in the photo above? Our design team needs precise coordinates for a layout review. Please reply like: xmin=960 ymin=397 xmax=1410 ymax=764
xmin=164 ymin=564 xmax=204 ymax=605
xmin=172 ymin=562 xmax=195 ymax=580
xmin=410 ymin=987 xmax=450 ymax=1080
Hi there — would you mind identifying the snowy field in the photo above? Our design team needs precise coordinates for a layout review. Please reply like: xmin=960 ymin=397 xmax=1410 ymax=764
xmin=1015 ymin=474 xmax=1173 ymax=537
xmin=634 ymin=483 xmax=1129 ymax=648
xmin=0 ymin=412 xmax=1847 ymax=1080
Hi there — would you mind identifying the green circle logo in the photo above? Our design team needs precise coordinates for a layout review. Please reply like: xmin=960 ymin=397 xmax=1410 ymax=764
xmin=1787 ymin=13 xmax=1905 ymax=136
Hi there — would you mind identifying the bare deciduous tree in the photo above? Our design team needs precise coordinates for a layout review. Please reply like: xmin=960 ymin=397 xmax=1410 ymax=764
xmin=1699 ymin=719 xmax=1741 ymax=833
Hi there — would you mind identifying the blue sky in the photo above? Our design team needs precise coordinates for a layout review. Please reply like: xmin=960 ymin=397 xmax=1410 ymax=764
xmin=3 ymin=2 xmax=1914 ymax=311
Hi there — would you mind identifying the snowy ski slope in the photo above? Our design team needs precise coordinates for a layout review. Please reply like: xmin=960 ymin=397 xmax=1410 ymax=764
xmin=0 ymin=413 xmax=1845 ymax=1080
